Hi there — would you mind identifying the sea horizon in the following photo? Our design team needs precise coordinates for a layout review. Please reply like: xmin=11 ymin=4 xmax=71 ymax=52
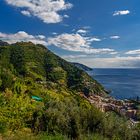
xmin=89 ymin=68 xmax=140 ymax=100
xmin=92 ymin=67 xmax=140 ymax=69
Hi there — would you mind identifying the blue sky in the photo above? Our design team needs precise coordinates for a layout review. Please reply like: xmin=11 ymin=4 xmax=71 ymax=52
xmin=0 ymin=0 xmax=140 ymax=68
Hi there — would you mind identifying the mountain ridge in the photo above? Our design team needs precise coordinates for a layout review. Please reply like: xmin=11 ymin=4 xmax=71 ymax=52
xmin=0 ymin=41 xmax=106 ymax=96
xmin=71 ymin=62 xmax=93 ymax=71
xmin=0 ymin=40 xmax=9 ymax=46
xmin=0 ymin=41 xmax=139 ymax=140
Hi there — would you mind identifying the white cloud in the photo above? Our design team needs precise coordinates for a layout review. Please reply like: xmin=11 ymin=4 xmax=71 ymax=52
xmin=83 ymin=26 xmax=91 ymax=30
xmin=66 ymin=56 xmax=140 ymax=68
xmin=109 ymin=52 xmax=118 ymax=55
xmin=5 ymin=0 xmax=73 ymax=24
xmin=110 ymin=36 xmax=120 ymax=39
xmin=0 ymin=31 xmax=47 ymax=45
xmin=87 ymin=37 xmax=101 ymax=42
xmin=113 ymin=10 xmax=130 ymax=16
xmin=47 ymin=32 xmax=117 ymax=54
xmin=125 ymin=49 xmax=140 ymax=55
xmin=52 ymin=32 xmax=58 ymax=35
xmin=62 ymin=54 xmax=87 ymax=59
xmin=21 ymin=10 xmax=31 ymax=16
xmin=77 ymin=29 xmax=87 ymax=34
xmin=64 ymin=14 xmax=69 ymax=18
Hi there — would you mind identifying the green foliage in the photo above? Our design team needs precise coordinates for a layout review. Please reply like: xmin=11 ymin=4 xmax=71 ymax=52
xmin=0 ymin=69 xmax=13 ymax=90
xmin=10 ymin=45 xmax=26 ymax=75
xmin=0 ymin=78 xmax=2 ymax=87
xmin=28 ymin=96 xmax=103 ymax=139
xmin=0 ymin=93 xmax=38 ymax=131
xmin=0 ymin=42 xmax=106 ymax=96
xmin=29 ymin=95 xmax=140 ymax=140
xmin=0 ymin=41 xmax=140 ymax=140
xmin=1 ymin=131 xmax=70 ymax=140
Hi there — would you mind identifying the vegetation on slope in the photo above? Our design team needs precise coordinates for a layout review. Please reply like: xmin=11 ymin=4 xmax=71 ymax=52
xmin=0 ymin=41 xmax=140 ymax=140
xmin=71 ymin=62 xmax=93 ymax=71
xmin=0 ymin=41 xmax=105 ymax=95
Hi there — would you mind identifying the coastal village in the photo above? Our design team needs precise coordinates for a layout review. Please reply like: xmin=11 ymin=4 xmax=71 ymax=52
xmin=81 ymin=93 xmax=140 ymax=125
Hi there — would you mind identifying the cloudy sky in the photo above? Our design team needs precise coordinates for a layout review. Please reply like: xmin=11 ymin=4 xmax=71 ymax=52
xmin=0 ymin=0 xmax=140 ymax=68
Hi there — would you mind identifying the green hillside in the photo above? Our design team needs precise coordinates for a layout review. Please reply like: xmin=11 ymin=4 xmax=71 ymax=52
xmin=0 ymin=41 xmax=140 ymax=140
xmin=0 ymin=41 xmax=105 ymax=96
xmin=71 ymin=62 xmax=93 ymax=71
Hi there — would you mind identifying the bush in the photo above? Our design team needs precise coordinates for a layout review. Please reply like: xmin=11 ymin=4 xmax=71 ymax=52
xmin=0 ymin=70 xmax=13 ymax=90
xmin=0 ymin=93 xmax=39 ymax=131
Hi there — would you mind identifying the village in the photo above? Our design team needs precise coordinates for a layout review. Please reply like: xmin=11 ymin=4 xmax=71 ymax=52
xmin=81 ymin=93 xmax=140 ymax=125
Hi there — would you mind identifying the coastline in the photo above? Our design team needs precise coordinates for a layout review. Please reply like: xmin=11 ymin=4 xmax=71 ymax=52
xmin=87 ymin=68 xmax=140 ymax=100
xmin=81 ymin=93 xmax=140 ymax=125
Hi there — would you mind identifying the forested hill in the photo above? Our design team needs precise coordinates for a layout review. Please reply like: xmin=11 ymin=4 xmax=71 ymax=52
xmin=0 ymin=41 xmax=140 ymax=140
xmin=0 ymin=41 xmax=105 ymax=96
xmin=0 ymin=40 xmax=9 ymax=46
xmin=71 ymin=62 xmax=93 ymax=71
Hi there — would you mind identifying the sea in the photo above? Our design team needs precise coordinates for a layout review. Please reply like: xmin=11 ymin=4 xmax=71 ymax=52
xmin=88 ymin=68 xmax=140 ymax=100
